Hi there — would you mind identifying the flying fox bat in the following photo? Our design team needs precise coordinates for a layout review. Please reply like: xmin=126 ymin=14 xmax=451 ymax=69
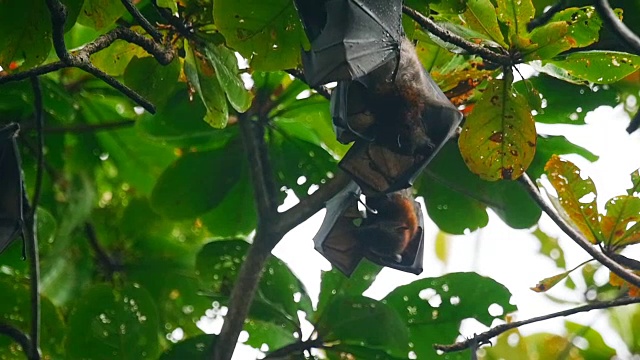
xmin=294 ymin=0 xmax=463 ymax=195
xmin=0 ymin=123 xmax=24 ymax=254
xmin=313 ymin=181 xmax=424 ymax=276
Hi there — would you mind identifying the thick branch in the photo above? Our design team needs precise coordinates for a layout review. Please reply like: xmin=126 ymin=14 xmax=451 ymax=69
xmin=595 ymin=0 xmax=640 ymax=56
xmin=434 ymin=296 xmax=640 ymax=353
xmin=402 ymin=6 xmax=512 ymax=66
xmin=519 ymin=173 xmax=640 ymax=288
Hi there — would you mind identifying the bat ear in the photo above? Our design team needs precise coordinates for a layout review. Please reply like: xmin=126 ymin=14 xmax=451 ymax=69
xmin=313 ymin=181 xmax=365 ymax=276
xmin=0 ymin=123 xmax=25 ymax=254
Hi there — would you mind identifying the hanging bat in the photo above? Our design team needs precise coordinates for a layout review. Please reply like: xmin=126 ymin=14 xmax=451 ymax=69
xmin=313 ymin=181 xmax=424 ymax=276
xmin=294 ymin=0 xmax=463 ymax=195
xmin=0 ymin=123 xmax=24 ymax=254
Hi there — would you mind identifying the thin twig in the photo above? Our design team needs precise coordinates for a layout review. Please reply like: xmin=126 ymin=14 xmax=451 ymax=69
xmin=0 ymin=323 xmax=32 ymax=356
xmin=434 ymin=296 xmax=640 ymax=352
xmin=120 ymin=0 xmax=162 ymax=42
xmin=594 ymin=0 xmax=640 ymax=55
xmin=285 ymin=69 xmax=331 ymax=99
xmin=627 ymin=109 xmax=640 ymax=134
xmin=24 ymin=78 xmax=43 ymax=360
xmin=402 ymin=5 xmax=512 ymax=66
xmin=29 ymin=77 xmax=45 ymax=213
xmin=264 ymin=339 xmax=324 ymax=359
xmin=18 ymin=0 xmax=178 ymax=113
xmin=84 ymin=223 xmax=118 ymax=278
xmin=527 ymin=0 xmax=567 ymax=31
xmin=24 ymin=120 xmax=136 ymax=134
xmin=519 ymin=173 xmax=640 ymax=288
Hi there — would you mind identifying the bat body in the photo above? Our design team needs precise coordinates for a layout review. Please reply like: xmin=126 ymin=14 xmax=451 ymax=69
xmin=314 ymin=181 xmax=424 ymax=276
xmin=294 ymin=0 xmax=463 ymax=194
xmin=0 ymin=123 xmax=24 ymax=254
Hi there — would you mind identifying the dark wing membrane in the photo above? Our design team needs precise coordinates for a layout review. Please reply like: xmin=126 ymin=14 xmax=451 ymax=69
xmin=296 ymin=0 xmax=403 ymax=86
xmin=313 ymin=181 xmax=365 ymax=276
xmin=330 ymin=80 xmax=375 ymax=144
xmin=0 ymin=124 xmax=24 ymax=254
xmin=365 ymin=199 xmax=424 ymax=274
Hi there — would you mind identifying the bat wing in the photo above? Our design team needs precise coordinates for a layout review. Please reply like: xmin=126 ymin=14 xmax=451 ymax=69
xmin=338 ymin=71 xmax=463 ymax=195
xmin=330 ymin=80 xmax=375 ymax=144
xmin=0 ymin=123 xmax=24 ymax=254
xmin=365 ymin=199 xmax=424 ymax=274
xmin=295 ymin=0 xmax=403 ymax=86
xmin=313 ymin=180 xmax=365 ymax=276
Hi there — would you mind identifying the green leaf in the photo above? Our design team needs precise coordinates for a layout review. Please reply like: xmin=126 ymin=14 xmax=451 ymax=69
xmin=531 ymin=227 xmax=566 ymax=269
xmin=463 ymin=0 xmax=508 ymax=48
xmin=316 ymin=295 xmax=409 ymax=358
xmin=609 ymin=304 xmax=640 ymax=353
xmin=90 ymin=40 xmax=149 ymax=76
xmin=523 ymin=7 xmax=603 ymax=61
xmin=204 ymin=44 xmax=253 ymax=112
xmin=65 ymin=283 xmax=160 ymax=359
xmin=418 ymin=142 xmax=541 ymax=233
xmin=151 ymin=142 xmax=244 ymax=220
xmin=544 ymin=155 xmax=602 ymax=243
xmin=459 ymin=75 xmax=537 ymax=181
xmin=531 ymin=269 xmax=572 ymax=292
xmin=316 ymin=261 xmax=383 ymax=318
xmin=136 ymin=86 xmax=236 ymax=149
xmin=514 ymin=74 xmax=618 ymax=125
xmin=156 ymin=0 xmax=178 ymax=14
xmin=213 ymin=0 xmax=306 ymax=70
xmin=185 ymin=43 xmax=229 ymax=128
xmin=529 ymin=134 xmax=599 ymax=178
xmin=77 ymin=0 xmax=126 ymax=31
xmin=429 ymin=0 xmax=468 ymax=14
xmin=565 ymin=321 xmax=616 ymax=360
xmin=0 ymin=0 xmax=52 ymax=71
xmin=537 ymin=51 xmax=640 ymax=84
xmin=0 ymin=276 xmax=65 ymax=359
xmin=196 ymin=240 xmax=313 ymax=326
xmin=325 ymin=344 xmax=408 ymax=360
xmin=160 ymin=335 xmax=216 ymax=360
xmin=383 ymin=272 xmax=516 ymax=359
xmin=124 ymin=56 xmax=181 ymax=109
xmin=495 ymin=0 xmax=535 ymax=48
xmin=200 ymin=174 xmax=257 ymax=237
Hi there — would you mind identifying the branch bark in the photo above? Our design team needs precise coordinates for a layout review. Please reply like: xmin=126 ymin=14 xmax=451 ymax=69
xmin=434 ymin=296 xmax=640 ymax=353
xmin=595 ymin=0 xmax=640 ymax=56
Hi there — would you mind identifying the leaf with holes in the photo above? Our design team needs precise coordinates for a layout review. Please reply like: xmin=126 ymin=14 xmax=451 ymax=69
xmin=528 ymin=135 xmax=598 ymax=178
xmin=523 ymin=7 xmax=604 ymax=61
xmin=65 ymin=283 xmax=160 ymax=360
xmin=316 ymin=261 xmax=383 ymax=317
xmin=536 ymin=51 xmax=640 ymax=84
xmin=213 ymin=0 xmax=306 ymax=70
xmin=315 ymin=294 xmax=409 ymax=358
xmin=544 ymin=155 xmax=602 ymax=243
xmin=459 ymin=75 xmax=536 ymax=181
xmin=383 ymin=272 xmax=516 ymax=359
xmin=600 ymin=170 xmax=640 ymax=248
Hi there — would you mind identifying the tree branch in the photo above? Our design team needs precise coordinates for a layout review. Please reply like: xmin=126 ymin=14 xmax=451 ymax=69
xmin=434 ymin=296 xmax=640 ymax=353
xmin=527 ymin=0 xmax=567 ymax=31
xmin=84 ymin=223 xmax=119 ymax=278
xmin=264 ymin=339 xmax=324 ymax=359
xmin=627 ymin=109 xmax=640 ymax=134
xmin=402 ymin=5 xmax=512 ymax=66
xmin=595 ymin=0 xmax=640 ymax=56
xmin=519 ymin=173 xmax=640 ymax=288
xmin=120 ymin=0 xmax=162 ymax=42
xmin=285 ymin=69 xmax=331 ymax=99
